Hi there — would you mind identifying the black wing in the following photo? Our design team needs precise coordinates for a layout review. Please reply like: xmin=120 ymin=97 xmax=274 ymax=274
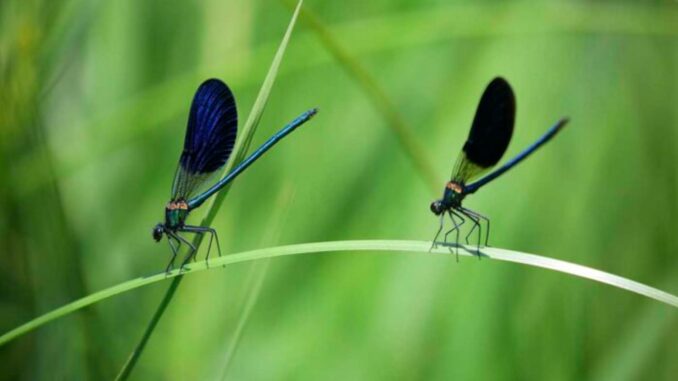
xmin=171 ymin=79 xmax=238 ymax=200
xmin=451 ymin=77 xmax=515 ymax=183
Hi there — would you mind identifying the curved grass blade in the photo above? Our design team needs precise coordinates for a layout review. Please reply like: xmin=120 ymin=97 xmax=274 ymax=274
xmin=203 ymin=0 xmax=304 ymax=223
xmin=115 ymin=1 xmax=306 ymax=379
xmin=2 ymin=240 xmax=676 ymax=348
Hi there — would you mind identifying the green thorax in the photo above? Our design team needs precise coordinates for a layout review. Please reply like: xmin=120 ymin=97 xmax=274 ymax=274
xmin=165 ymin=199 xmax=190 ymax=229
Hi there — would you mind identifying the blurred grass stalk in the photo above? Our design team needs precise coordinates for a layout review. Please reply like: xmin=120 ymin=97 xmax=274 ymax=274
xmin=0 ymin=1 xmax=108 ymax=378
xmin=114 ymin=1 xmax=305 ymax=380
xmin=218 ymin=184 xmax=295 ymax=379
xmin=283 ymin=0 xmax=440 ymax=193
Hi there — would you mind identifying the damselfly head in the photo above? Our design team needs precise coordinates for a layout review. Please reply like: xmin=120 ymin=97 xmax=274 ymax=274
xmin=430 ymin=200 xmax=445 ymax=215
xmin=152 ymin=224 xmax=164 ymax=242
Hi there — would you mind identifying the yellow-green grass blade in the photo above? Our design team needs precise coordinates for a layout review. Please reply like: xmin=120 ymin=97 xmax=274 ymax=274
xmin=204 ymin=0 xmax=305 ymax=223
xmin=2 ymin=240 xmax=676 ymax=348
xmin=114 ymin=2 xmax=306 ymax=380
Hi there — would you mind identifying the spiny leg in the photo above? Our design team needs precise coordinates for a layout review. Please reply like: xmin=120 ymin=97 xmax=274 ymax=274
xmin=208 ymin=227 xmax=221 ymax=259
xmin=168 ymin=231 xmax=198 ymax=270
xmin=458 ymin=208 xmax=482 ymax=256
xmin=443 ymin=211 xmax=460 ymax=259
xmin=165 ymin=236 xmax=181 ymax=273
xmin=178 ymin=227 xmax=205 ymax=264
xmin=182 ymin=226 xmax=221 ymax=267
xmin=443 ymin=211 xmax=461 ymax=260
xmin=445 ymin=211 xmax=467 ymax=243
xmin=203 ymin=227 xmax=222 ymax=262
xmin=203 ymin=230 xmax=214 ymax=265
xmin=443 ymin=212 xmax=459 ymax=244
xmin=447 ymin=210 xmax=468 ymax=261
xmin=180 ymin=234 xmax=199 ymax=268
xmin=430 ymin=213 xmax=446 ymax=252
xmin=468 ymin=213 xmax=482 ymax=255
xmin=461 ymin=207 xmax=491 ymax=247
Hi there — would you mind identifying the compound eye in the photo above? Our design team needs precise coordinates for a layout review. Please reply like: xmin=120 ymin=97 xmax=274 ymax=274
xmin=152 ymin=226 xmax=164 ymax=242
xmin=430 ymin=201 xmax=443 ymax=215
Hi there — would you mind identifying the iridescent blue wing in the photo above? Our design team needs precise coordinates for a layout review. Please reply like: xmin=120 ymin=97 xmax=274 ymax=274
xmin=451 ymin=77 xmax=515 ymax=183
xmin=171 ymin=79 xmax=238 ymax=200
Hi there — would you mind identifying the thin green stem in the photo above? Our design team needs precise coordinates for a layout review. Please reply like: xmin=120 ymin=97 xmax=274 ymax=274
xmin=114 ymin=276 xmax=183 ymax=381
xmin=2 ymin=240 xmax=676 ymax=348
xmin=114 ymin=2 xmax=306 ymax=379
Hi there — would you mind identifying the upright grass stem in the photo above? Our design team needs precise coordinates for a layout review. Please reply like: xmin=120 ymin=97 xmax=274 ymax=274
xmin=114 ymin=2 xmax=306 ymax=379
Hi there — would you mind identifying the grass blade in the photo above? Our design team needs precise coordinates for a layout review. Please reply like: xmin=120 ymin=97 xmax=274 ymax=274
xmin=114 ymin=2 xmax=306 ymax=379
xmin=113 ymin=277 xmax=183 ymax=381
xmin=2 ymin=240 xmax=676 ymax=348
xmin=203 ymin=0 xmax=304 ymax=224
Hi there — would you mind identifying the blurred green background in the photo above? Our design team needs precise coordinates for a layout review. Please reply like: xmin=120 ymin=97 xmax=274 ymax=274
xmin=1 ymin=0 xmax=677 ymax=379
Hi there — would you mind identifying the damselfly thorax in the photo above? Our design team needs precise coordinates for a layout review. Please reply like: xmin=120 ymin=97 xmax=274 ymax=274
xmin=164 ymin=199 xmax=189 ymax=229
xmin=430 ymin=181 xmax=465 ymax=215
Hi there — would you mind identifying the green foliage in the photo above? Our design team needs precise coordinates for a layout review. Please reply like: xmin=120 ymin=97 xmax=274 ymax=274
xmin=1 ymin=1 xmax=677 ymax=380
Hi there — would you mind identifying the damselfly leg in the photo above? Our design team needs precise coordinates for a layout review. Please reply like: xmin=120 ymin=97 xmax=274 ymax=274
xmin=457 ymin=208 xmax=482 ymax=256
xmin=180 ymin=225 xmax=222 ymax=267
xmin=166 ymin=236 xmax=180 ymax=273
xmin=430 ymin=214 xmax=446 ymax=252
xmin=461 ymin=207 xmax=491 ymax=247
xmin=444 ymin=210 xmax=466 ymax=261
